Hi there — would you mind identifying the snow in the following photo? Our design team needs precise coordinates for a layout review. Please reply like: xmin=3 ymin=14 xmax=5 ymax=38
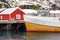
xmin=0 ymin=7 xmax=23 ymax=14
xmin=19 ymin=1 xmax=34 ymax=5
xmin=0 ymin=8 xmax=6 ymax=12
xmin=50 ymin=10 xmax=60 ymax=14
xmin=22 ymin=9 xmax=37 ymax=14
xmin=0 ymin=1 xmax=6 ymax=4
xmin=19 ymin=1 xmax=39 ymax=5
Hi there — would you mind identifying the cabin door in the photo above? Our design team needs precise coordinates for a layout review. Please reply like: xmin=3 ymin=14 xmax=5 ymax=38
xmin=10 ymin=18 xmax=15 ymax=22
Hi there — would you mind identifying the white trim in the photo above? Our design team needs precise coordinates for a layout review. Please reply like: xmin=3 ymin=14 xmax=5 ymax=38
xmin=16 ymin=14 xmax=21 ymax=19
xmin=1 ymin=16 xmax=2 ymax=19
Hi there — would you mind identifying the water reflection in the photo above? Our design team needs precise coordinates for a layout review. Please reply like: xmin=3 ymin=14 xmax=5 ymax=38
xmin=1 ymin=30 xmax=60 ymax=40
xmin=0 ymin=30 xmax=26 ymax=40
xmin=27 ymin=32 xmax=60 ymax=40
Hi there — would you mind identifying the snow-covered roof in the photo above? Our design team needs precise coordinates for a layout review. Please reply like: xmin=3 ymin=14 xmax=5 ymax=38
xmin=0 ymin=8 xmax=6 ymax=12
xmin=50 ymin=10 xmax=60 ymax=14
xmin=0 ymin=1 xmax=7 ymax=4
xmin=19 ymin=1 xmax=39 ymax=5
xmin=0 ymin=7 xmax=23 ymax=14
xmin=31 ymin=1 xmax=39 ymax=5
xmin=19 ymin=1 xmax=34 ymax=5
xmin=22 ymin=9 xmax=37 ymax=14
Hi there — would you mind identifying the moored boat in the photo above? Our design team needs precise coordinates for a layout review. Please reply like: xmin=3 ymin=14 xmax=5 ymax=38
xmin=24 ymin=10 xmax=60 ymax=32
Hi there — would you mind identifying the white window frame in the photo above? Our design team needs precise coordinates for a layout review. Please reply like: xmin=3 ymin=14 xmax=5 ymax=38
xmin=0 ymin=16 xmax=2 ymax=19
xmin=16 ymin=14 xmax=21 ymax=19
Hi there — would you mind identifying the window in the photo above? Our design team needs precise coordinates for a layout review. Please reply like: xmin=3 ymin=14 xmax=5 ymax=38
xmin=0 ymin=16 xmax=2 ymax=19
xmin=16 ymin=14 xmax=21 ymax=19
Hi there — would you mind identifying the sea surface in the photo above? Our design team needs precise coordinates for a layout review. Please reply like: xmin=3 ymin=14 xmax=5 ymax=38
xmin=0 ymin=30 xmax=60 ymax=40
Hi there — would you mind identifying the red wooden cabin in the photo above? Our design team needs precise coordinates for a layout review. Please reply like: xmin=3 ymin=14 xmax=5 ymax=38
xmin=0 ymin=7 xmax=24 ymax=23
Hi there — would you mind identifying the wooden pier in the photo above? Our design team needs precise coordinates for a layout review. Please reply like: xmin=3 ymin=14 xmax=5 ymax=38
xmin=0 ymin=23 xmax=26 ymax=33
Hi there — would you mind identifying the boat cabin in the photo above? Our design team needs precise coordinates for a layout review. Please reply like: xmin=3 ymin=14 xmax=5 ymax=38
xmin=45 ymin=10 xmax=60 ymax=17
xmin=49 ymin=10 xmax=60 ymax=17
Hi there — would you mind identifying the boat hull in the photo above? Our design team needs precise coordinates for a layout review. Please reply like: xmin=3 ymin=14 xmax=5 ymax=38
xmin=25 ymin=22 xmax=60 ymax=32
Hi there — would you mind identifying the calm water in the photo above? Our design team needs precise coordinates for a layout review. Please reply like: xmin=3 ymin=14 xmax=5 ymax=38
xmin=0 ymin=30 xmax=60 ymax=40
xmin=27 ymin=32 xmax=60 ymax=40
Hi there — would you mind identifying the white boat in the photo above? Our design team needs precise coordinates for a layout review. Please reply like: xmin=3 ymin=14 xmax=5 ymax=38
xmin=24 ymin=10 xmax=60 ymax=32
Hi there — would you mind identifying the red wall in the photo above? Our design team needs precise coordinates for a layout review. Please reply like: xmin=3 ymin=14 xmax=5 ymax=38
xmin=0 ymin=14 xmax=9 ymax=20
xmin=0 ymin=9 xmax=24 ymax=22
xmin=11 ymin=9 xmax=24 ymax=21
